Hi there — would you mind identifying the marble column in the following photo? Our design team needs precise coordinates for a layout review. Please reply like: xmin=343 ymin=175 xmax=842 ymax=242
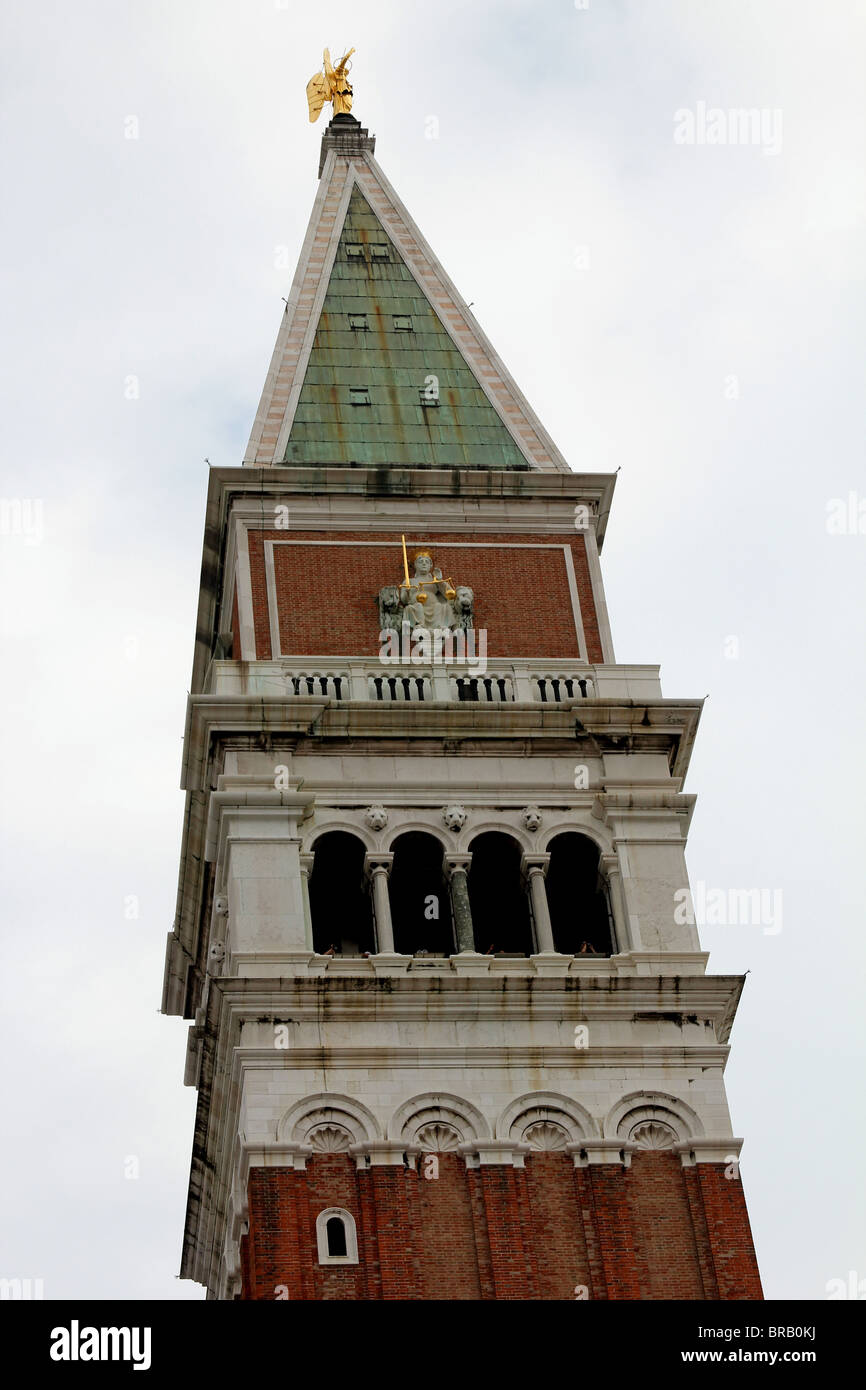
xmin=445 ymin=854 xmax=474 ymax=953
xmin=364 ymin=854 xmax=395 ymax=954
xmin=521 ymin=854 xmax=556 ymax=954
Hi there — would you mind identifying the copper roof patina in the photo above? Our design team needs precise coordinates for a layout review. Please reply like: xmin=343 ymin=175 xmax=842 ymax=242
xmin=285 ymin=189 xmax=528 ymax=469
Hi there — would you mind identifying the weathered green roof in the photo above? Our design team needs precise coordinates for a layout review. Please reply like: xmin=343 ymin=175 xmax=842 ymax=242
xmin=284 ymin=189 xmax=528 ymax=469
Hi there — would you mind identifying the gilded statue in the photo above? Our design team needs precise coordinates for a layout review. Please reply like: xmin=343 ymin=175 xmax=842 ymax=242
xmin=376 ymin=538 xmax=475 ymax=634
xmin=306 ymin=47 xmax=355 ymax=123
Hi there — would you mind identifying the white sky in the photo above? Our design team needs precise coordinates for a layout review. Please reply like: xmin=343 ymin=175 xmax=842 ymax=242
xmin=1 ymin=0 xmax=863 ymax=1301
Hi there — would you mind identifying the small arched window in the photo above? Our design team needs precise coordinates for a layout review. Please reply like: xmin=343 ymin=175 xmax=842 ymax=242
xmin=315 ymin=1207 xmax=359 ymax=1265
xmin=326 ymin=1216 xmax=347 ymax=1257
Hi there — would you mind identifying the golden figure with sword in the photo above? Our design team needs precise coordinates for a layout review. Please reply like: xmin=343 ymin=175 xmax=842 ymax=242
xmin=399 ymin=536 xmax=457 ymax=630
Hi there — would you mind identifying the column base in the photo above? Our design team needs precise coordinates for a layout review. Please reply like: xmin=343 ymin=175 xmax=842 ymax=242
xmin=450 ymin=952 xmax=492 ymax=976
xmin=369 ymin=952 xmax=409 ymax=977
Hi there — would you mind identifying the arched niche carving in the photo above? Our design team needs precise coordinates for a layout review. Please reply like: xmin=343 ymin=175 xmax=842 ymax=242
xmin=389 ymin=1092 xmax=489 ymax=1145
xmin=605 ymin=1091 xmax=704 ymax=1145
xmin=277 ymin=1093 xmax=381 ymax=1147
xmin=497 ymin=1091 xmax=599 ymax=1145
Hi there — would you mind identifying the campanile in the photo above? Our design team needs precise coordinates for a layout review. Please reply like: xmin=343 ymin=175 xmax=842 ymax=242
xmin=162 ymin=87 xmax=763 ymax=1299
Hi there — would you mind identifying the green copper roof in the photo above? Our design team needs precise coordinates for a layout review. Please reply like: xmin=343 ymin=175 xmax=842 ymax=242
xmin=284 ymin=189 xmax=528 ymax=469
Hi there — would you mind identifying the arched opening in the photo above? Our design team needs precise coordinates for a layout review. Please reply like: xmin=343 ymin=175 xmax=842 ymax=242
xmin=309 ymin=831 xmax=375 ymax=955
xmin=325 ymin=1215 xmax=348 ymax=1258
xmin=545 ymin=832 xmax=614 ymax=955
xmin=467 ymin=832 xmax=533 ymax=955
xmin=389 ymin=832 xmax=451 ymax=955
xmin=315 ymin=1207 xmax=359 ymax=1265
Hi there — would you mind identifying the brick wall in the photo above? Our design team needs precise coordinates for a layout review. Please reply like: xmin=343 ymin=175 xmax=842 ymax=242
xmin=244 ymin=530 xmax=603 ymax=662
xmin=241 ymin=1153 xmax=762 ymax=1301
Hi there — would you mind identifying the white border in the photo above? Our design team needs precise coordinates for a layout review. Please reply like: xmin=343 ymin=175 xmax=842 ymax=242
xmin=234 ymin=516 xmax=257 ymax=661
xmin=315 ymin=1207 xmax=359 ymax=1265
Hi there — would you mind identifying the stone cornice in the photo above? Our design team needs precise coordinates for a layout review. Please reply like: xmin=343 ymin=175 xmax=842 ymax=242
xmin=228 ymin=1045 xmax=730 ymax=1069
xmin=212 ymin=463 xmax=616 ymax=507
xmin=210 ymin=971 xmax=744 ymax=1029
xmin=181 ymin=695 xmax=702 ymax=792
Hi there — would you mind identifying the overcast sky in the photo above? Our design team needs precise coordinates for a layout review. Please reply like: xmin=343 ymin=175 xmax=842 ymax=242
xmin=1 ymin=0 xmax=863 ymax=1301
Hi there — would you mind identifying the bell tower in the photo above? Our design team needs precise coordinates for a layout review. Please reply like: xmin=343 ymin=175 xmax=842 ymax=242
xmin=162 ymin=101 xmax=763 ymax=1300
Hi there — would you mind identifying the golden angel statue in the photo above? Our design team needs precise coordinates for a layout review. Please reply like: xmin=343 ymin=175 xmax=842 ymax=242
xmin=306 ymin=47 xmax=355 ymax=123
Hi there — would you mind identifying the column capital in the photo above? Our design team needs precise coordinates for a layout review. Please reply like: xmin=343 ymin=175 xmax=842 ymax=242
xmin=299 ymin=852 xmax=315 ymax=875
xmin=521 ymin=852 xmax=551 ymax=881
xmin=444 ymin=853 xmax=472 ymax=878
xmin=364 ymin=852 xmax=394 ymax=880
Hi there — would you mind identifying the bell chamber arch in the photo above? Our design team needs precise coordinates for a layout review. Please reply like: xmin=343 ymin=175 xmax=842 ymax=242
xmin=545 ymin=831 xmax=614 ymax=956
xmin=308 ymin=830 xmax=375 ymax=956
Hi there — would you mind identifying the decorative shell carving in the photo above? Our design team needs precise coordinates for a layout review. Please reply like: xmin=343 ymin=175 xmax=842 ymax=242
xmin=521 ymin=805 xmax=543 ymax=832
xmin=307 ymin=1124 xmax=353 ymax=1153
xmin=442 ymin=804 xmax=467 ymax=831
xmin=415 ymin=1123 xmax=462 ymax=1152
xmin=363 ymin=804 xmax=389 ymax=831
xmin=522 ymin=1120 xmax=569 ymax=1151
xmin=629 ymin=1120 xmax=677 ymax=1150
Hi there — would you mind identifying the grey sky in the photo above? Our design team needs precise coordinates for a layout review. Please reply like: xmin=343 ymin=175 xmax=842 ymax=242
xmin=1 ymin=0 xmax=863 ymax=1299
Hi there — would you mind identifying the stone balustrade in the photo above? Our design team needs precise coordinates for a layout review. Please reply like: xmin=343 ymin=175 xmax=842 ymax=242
xmin=206 ymin=659 xmax=663 ymax=702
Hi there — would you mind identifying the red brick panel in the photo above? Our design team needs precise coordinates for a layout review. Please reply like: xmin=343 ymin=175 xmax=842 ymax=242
xmin=693 ymin=1163 xmax=764 ymax=1300
xmin=477 ymin=1165 xmax=540 ymax=1300
xmin=242 ymin=1155 xmax=761 ymax=1301
xmin=244 ymin=1167 xmax=314 ymax=1300
xmin=304 ymin=1154 xmax=367 ymax=1301
xmin=627 ymin=1151 xmax=705 ymax=1299
xmin=684 ymin=1165 xmax=721 ymax=1299
xmin=572 ymin=1166 xmax=607 ymax=1299
xmin=245 ymin=530 xmax=603 ymax=663
xmin=467 ymin=1168 xmax=497 ymax=1299
xmin=584 ymin=1165 xmax=647 ymax=1299
xmin=414 ymin=1153 xmax=483 ymax=1299
xmin=368 ymin=1167 xmax=422 ymax=1300
xmin=525 ymin=1153 xmax=592 ymax=1299
xmin=356 ymin=1162 xmax=384 ymax=1301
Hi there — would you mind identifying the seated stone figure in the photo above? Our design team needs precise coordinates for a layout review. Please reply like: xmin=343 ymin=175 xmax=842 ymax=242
xmin=400 ymin=551 xmax=457 ymax=631
xmin=377 ymin=552 xmax=475 ymax=640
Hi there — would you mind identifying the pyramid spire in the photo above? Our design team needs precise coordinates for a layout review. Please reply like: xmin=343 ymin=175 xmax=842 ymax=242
xmin=244 ymin=114 xmax=571 ymax=472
